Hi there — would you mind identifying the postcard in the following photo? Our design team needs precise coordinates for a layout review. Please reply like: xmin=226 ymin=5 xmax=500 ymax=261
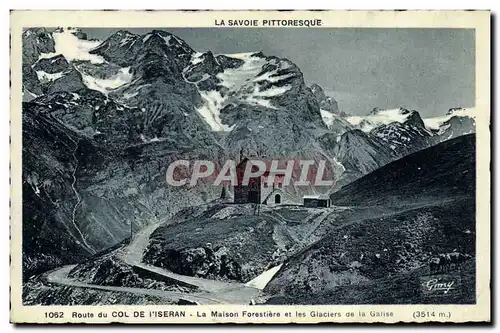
xmin=10 ymin=10 xmax=490 ymax=323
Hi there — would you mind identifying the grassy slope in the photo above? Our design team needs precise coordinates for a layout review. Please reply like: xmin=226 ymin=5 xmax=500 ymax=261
xmin=330 ymin=133 xmax=475 ymax=207
xmin=267 ymin=260 xmax=476 ymax=305
xmin=265 ymin=134 xmax=476 ymax=304
xmin=265 ymin=198 xmax=475 ymax=304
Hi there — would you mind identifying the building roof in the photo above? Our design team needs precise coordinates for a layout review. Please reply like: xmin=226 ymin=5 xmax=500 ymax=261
xmin=236 ymin=157 xmax=288 ymax=175
xmin=303 ymin=194 xmax=330 ymax=200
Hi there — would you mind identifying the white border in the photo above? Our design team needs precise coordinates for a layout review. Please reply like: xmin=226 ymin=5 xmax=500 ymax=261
xmin=3 ymin=3 xmax=495 ymax=330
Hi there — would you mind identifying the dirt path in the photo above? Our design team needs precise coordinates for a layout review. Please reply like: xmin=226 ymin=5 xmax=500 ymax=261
xmin=121 ymin=221 xmax=261 ymax=302
xmin=45 ymin=265 xmax=224 ymax=304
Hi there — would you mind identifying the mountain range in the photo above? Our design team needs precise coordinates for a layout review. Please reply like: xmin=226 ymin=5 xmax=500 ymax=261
xmin=21 ymin=27 xmax=476 ymax=280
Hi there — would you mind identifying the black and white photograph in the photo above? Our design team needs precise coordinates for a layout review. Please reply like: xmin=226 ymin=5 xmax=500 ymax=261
xmin=9 ymin=10 xmax=491 ymax=324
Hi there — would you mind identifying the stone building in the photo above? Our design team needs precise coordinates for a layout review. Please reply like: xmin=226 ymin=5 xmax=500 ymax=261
xmin=233 ymin=156 xmax=289 ymax=205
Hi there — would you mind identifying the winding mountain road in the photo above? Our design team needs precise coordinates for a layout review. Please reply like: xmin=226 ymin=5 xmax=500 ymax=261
xmin=45 ymin=222 xmax=261 ymax=304
xmin=45 ymin=265 xmax=224 ymax=304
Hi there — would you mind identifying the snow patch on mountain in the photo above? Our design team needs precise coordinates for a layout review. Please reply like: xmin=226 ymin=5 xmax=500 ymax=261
xmin=197 ymin=90 xmax=234 ymax=131
xmin=253 ymin=60 xmax=294 ymax=83
xmin=245 ymin=264 xmax=283 ymax=290
xmin=35 ymin=70 xmax=65 ymax=82
xmin=346 ymin=106 xmax=476 ymax=134
xmin=118 ymin=33 xmax=137 ymax=47
xmin=123 ymin=91 xmax=139 ymax=99
xmin=79 ymin=67 xmax=133 ymax=96
xmin=217 ymin=54 xmax=292 ymax=108
xmin=332 ymin=156 xmax=346 ymax=174
xmin=254 ymin=84 xmax=291 ymax=97
xmin=52 ymin=28 xmax=104 ymax=64
xmin=346 ymin=108 xmax=413 ymax=132
xmin=139 ymin=134 xmax=166 ymax=144
xmin=190 ymin=52 xmax=205 ymax=65
xmin=246 ymin=96 xmax=274 ymax=109
xmin=423 ymin=107 xmax=476 ymax=130
xmin=320 ymin=109 xmax=337 ymax=127
xmin=161 ymin=35 xmax=172 ymax=45
xmin=255 ymin=71 xmax=295 ymax=83
xmin=38 ymin=52 xmax=59 ymax=61
xmin=191 ymin=53 xmax=294 ymax=128
xmin=222 ymin=52 xmax=259 ymax=61
xmin=23 ymin=89 xmax=40 ymax=101
xmin=217 ymin=54 xmax=267 ymax=91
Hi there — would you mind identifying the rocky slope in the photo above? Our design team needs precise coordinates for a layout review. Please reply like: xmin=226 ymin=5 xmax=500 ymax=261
xmin=329 ymin=129 xmax=396 ymax=188
xmin=23 ymin=276 xmax=175 ymax=306
xmin=142 ymin=203 xmax=337 ymax=283
xmin=66 ymin=240 xmax=198 ymax=293
xmin=22 ymin=108 xmax=97 ymax=278
xmin=370 ymin=109 xmax=436 ymax=157
xmin=310 ymin=84 xmax=343 ymax=116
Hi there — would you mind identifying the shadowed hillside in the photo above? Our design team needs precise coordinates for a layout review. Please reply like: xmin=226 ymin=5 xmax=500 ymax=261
xmin=265 ymin=134 xmax=476 ymax=304
xmin=330 ymin=134 xmax=475 ymax=207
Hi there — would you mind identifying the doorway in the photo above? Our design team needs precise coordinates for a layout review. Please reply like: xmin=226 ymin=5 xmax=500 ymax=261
xmin=275 ymin=194 xmax=281 ymax=204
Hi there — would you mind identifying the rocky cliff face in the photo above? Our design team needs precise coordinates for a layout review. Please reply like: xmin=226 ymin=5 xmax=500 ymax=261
xmin=21 ymin=27 xmax=476 ymax=280
xmin=22 ymin=28 xmax=56 ymax=65
xmin=310 ymin=83 xmax=343 ymax=115
xmin=331 ymin=129 xmax=395 ymax=188
xmin=370 ymin=110 xmax=436 ymax=157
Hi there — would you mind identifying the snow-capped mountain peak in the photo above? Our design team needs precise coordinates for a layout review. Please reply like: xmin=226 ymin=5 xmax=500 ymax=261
xmin=423 ymin=107 xmax=476 ymax=131
xmin=346 ymin=107 xmax=416 ymax=132
xmin=22 ymin=28 xmax=476 ymax=154
xmin=181 ymin=51 xmax=306 ymax=131
xmin=50 ymin=27 xmax=104 ymax=64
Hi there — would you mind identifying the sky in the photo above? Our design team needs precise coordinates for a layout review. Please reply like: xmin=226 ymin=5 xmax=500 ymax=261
xmin=82 ymin=28 xmax=475 ymax=117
